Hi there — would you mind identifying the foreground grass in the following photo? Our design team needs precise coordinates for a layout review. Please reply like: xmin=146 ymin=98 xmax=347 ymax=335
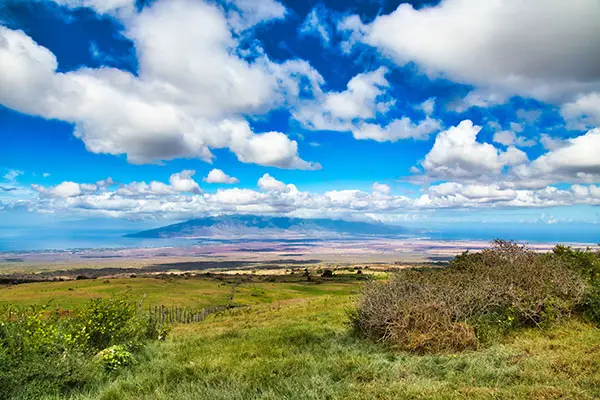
xmin=3 ymin=275 xmax=599 ymax=399
xmin=55 ymin=294 xmax=600 ymax=400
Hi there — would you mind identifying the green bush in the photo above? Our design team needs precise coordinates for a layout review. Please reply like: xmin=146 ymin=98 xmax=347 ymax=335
xmin=95 ymin=345 xmax=134 ymax=372
xmin=352 ymin=240 xmax=590 ymax=353
xmin=0 ymin=298 xmax=164 ymax=399
xmin=550 ymin=245 xmax=600 ymax=325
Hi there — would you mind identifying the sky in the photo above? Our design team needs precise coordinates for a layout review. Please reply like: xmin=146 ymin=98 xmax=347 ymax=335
xmin=0 ymin=0 xmax=599 ymax=237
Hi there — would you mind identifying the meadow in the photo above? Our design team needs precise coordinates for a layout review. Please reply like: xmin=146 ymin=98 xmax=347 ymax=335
xmin=1 ymin=244 xmax=600 ymax=399
xmin=0 ymin=273 xmax=363 ymax=311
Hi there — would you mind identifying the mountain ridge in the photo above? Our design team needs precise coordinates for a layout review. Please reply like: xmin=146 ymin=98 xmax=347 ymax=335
xmin=125 ymin=215 xmax=408 ymax=239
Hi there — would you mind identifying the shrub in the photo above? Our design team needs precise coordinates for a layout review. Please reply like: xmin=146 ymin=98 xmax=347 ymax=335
xmin=75 ymin=297 xmax=164 ymax=352
xmin=550 ymin=245 xmax=600 ymax=325
xmin=95 ymin=345 xmax=134 ymax=372
xmin=352 ymin=240 xmax=589 ymax=353
xmin=0 ymin=298 xmax=164 ymax=399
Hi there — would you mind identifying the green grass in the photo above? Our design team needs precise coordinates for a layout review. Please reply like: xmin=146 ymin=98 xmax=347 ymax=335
xmin=0 ymin=276 xmax=362 ymax=311
xmin=68 ymin=296 xmax=600 ymax=399
xmin=3 ymin=276 xmax=600 ymax=399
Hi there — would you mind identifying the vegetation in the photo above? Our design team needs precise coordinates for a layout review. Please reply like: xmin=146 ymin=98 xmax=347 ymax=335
xmin=0 ymin=298 xmax=165 ymax=399
xmin=0 ymin=242 xmax=599 ymax=399
xmin=32 ymin=296 xmax=600 ymax=399
xmin=0 ymin=274 xmax=363 ymax=310
xmin=352 ymin=240 xmax=600 ymax=353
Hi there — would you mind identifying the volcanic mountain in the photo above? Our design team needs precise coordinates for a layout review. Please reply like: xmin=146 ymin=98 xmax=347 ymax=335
xmin=125 ymin=215 xmax=408 ymax=239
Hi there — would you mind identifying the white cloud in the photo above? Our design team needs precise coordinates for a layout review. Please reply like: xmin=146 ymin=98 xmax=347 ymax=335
xmin=514 ymin=128 xmax=600 ymax=183
xmin=32 ymin=170 xmax=202 ymax=199
xmin=33 ymin=181 xmax=82 ymax=198
xmin=492 ymin=130 xmax=536 ymax=148
xmin=372 ymin=182 xmax=391 ymax=195
xmin=257 ymin=173 xmax=291 ymax=192
xmin=50 ymin=0 xmax=135 ymax=16
xmin=539 ymin=134 xmax=568 ymax=151
xmin=299 ymin=5 xmax=331 ymax=45
xmin=10 ymin=177 xmax=600 ymax=221
xmin=418 ymin=98 xmax=435 ymax=116
xmin=3 ymin=169 xmax=23 ymax=183
xmin=414 ymin=121 xmax=599 ymax=189
xmin=228 ymin=125 xmax=320 ymax=170
xmin=561 ymin=92 xmax=600 ymax=130
xmin=346 ymin=0 xmax=600 ymax=103
xmin=354 ymin=117 xmax=441 ymax=142
xmin=419 ymin=120 xmax=528 ymax=181
xmin=426 ymin=182 xmax=518 ymax=204
xmin=516 ymin=109 xmax=542 ymax=124
xmin=225 ymin=0 xmax=287 ymax=32
xmin=169 ymin=170 xmax=202 ymax=194
xmin=293 ymin=67 xmax=441 ymax=141
xmin=204 ymin=169 xmax=239 ymax=184
xmin=294 ymin=67 xmax=392 ymax=132
xmin=0 ymin=0 xmax=319 ymax=170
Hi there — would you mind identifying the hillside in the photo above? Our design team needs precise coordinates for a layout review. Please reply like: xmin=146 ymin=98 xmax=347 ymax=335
xmin=125 ymin=215 xmax=409 ymax=239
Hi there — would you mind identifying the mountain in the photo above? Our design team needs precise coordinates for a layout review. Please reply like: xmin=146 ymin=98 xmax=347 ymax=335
xmin=125 ymin=215 xmax=408 ymax=239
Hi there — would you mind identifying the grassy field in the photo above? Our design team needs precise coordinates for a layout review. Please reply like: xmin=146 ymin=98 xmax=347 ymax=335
xmin=0 ymin=275 xmax=364 ymax=310
xmin=2 ymin=274 xmax=600 ymax=399
xmin=74 ymin=295 xmax=600 ymax=399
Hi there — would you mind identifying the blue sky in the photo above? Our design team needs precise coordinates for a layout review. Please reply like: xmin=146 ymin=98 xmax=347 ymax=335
xmin=0 ymin=0 xmax=599 ymax=237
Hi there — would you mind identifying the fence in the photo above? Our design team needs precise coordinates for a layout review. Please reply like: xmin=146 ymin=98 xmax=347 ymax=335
xmin=149 ymin=304 xmax=232 ymax=326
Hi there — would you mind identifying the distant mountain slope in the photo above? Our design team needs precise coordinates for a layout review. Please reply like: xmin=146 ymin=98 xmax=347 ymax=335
xmin=125 ymin=215 xmax=408 ymax=238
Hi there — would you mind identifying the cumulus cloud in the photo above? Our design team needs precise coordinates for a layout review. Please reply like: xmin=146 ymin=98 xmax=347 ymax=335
xmin=203 ymin=169 xmax=239 ymax=184
xmin=32 ymin=170 xmax=202 ymax=199
xmin=32 ymin=181 xmax=82 ymax=198
xmin=414 ymin=122 xmax=600 ymax=188
xmin=293 ymin=67 xmax=440 ymax=141
xmin=423 ymin=182 xmax=518 ymax=206
xmin=344 ymin=0 xmax=600 ymax=104
xmin=561 ymin=92 xmax=600 ymax=130
xmin=539 ymin=134 xmax=569 ymax=151
xmin=418 ymin=120 xmax=528 ymax=181
xmin=492 ymin=130 xmax=536 ymax=148
xmin=294 ymin=67 xmax=392 ymax=131
xmin=415 ymin=182 xmax=600 ymax=209
xmin=257 ymin=173 xmax=293 ymax=193
xmin=8 ymin=176 xmax=600 ymax=221
xmin=372 ymin=182 xmax=391 ymax=195
xmin=169 ymin=170 xmax=202 ymax=194
xmin=514 ymin=128 xmax=600 ymax=184
xmin=0 ymin=0 xmax=319 ymax=169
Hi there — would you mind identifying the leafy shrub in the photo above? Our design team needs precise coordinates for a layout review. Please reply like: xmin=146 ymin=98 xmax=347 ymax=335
xmin=0 ymin=298 xmax=164 ymax=399
xmin=550 ymin=245 xmax=600 ymax=325
xmin=75 ymin=297 xmax=163 ymax=352
xmin=352 ymin=240 xmax=589 ymax=353
xmin=95 ymin=345 xmax=134 ymax=372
